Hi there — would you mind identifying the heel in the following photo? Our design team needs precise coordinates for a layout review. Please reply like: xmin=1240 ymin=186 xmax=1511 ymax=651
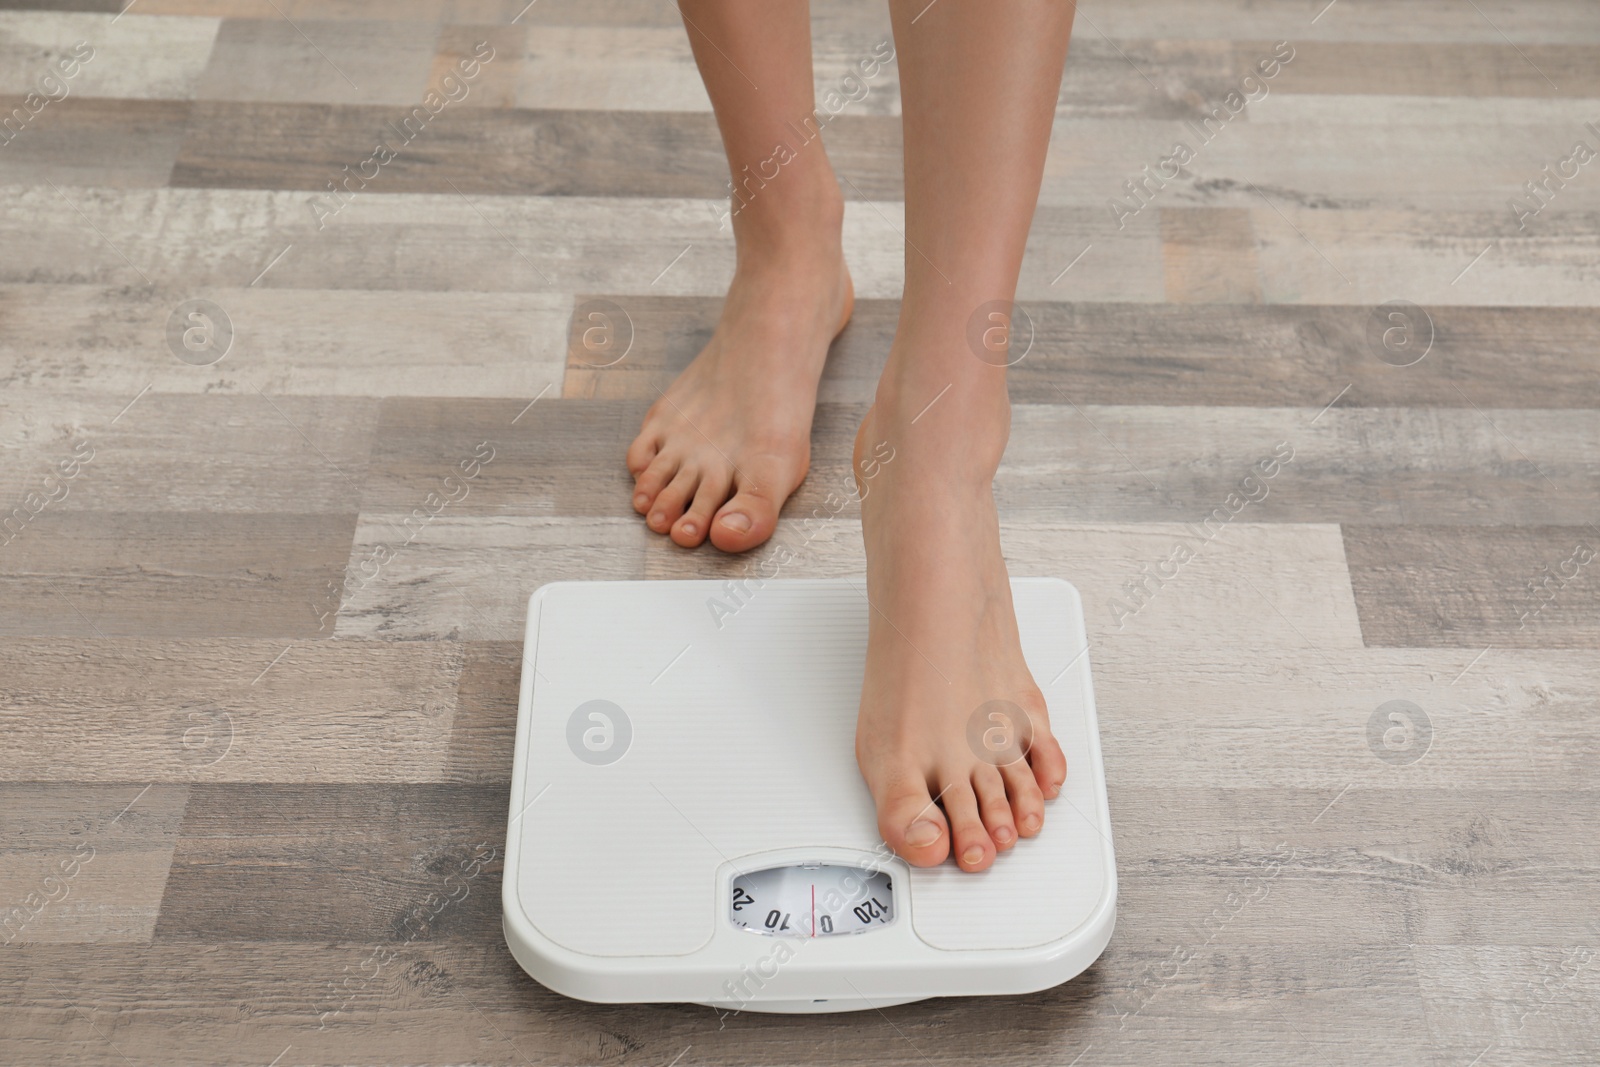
xmin=835 ymin=267 xmax=855 ymax=337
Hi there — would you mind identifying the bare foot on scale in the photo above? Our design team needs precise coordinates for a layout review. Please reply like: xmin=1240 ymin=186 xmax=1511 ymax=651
xmin=852 ymin=362 xmax=1068 ymax=873
xmin=627 ymin=195 xmax=852 ymax=552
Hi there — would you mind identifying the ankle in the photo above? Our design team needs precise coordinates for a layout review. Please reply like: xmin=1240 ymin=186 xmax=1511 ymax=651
xmin=869 ymin=362 xmax=1011 ymax=477
xmin=728 ymin=172 xmax=846 ymax=265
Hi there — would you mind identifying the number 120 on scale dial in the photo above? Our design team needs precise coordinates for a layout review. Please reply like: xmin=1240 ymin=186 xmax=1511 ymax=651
xmin=729 ymin=864 xmax=895 ymax=937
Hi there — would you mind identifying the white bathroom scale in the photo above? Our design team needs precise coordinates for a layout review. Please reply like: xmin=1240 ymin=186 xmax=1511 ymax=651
xmin=501 ymin=577 xmax=1116 ymax=1013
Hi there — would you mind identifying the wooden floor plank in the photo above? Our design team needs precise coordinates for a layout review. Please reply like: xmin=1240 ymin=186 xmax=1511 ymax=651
xmin=1343 ymin=525 xmax=1600 ymax=648
xmin=561 ymin=296 xmax=1600 ymax=409
xmin=0 ymin=186 xmax=1165 ymax=302
xmin=1160 ymin=207 xmax=1262 ymax=303
xmin=353 ymin=398 xmax=1600 ymax=527
xmin=1279 ymin=41 xmax=1600 ymax=98
xmin=0 ymin=939 xmax=1510 ymax=1066
xmin=0 ymin=639 xmax=464 ymax=782
xmin=0 ymin=511 xmax=359 ymax=638
xmin=0 ymin=784 xmax=188 ymax=944
xmin=0 ymin=98 xmax=189 ymax=188
xmin=0 ymin=286 xmax=570 ymax=398
xmin=0 ymin=392 xmax=381 ymax=513
xmin=154 ymin=784 xmax=505 ymax=943
xmin=192 ymin=17 xmax=441 ymax=105
xmin=1251 ymin=206 xmax=1600 ymax=307
xmin=0 ymin=10 xmax=219 ymax=100
xmin=170 ymin=103 xmax=905 ymax=200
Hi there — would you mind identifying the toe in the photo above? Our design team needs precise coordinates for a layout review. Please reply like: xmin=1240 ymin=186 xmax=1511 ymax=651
xmin=872 ymin=771 xmax=950 ymax=868
xmin=1017 ymin=689 xmax=1067 ymax=799
xmin=672 ymin=468 xmax=733 ymax=548
xmin=709 ymin=480 xmax=781 ymax=554
xmin=1029 ymin=730 xmax=1068 ymax=800
xmin=972 ymin=766 xmax=1018 ymax=851
xmin=626 ymin=429 xmax=660 ymax=478
xmin=1000 ymin=758 xmax=1046 ymax=837
xmin=648 ymin=469 xmax=698 ymax=535
xmin=633 ymin=454 xmax=677 ymax=515
xmin=940 ymin=779 xmax=995 ymax=872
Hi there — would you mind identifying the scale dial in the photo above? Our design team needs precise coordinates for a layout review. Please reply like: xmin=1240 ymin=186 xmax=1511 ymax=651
xmin=729 ymin=863 xmax=894 ymax=938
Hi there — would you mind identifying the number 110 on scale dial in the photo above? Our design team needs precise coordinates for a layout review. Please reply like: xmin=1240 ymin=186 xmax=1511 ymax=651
xmin=729 ymin=864 xmax=895 ymax=937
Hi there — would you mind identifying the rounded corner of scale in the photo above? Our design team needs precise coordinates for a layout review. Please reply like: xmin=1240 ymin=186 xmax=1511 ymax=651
xmin=1035 ymin=574 xmax=1085 ymax=605
xmin=500 ymin=898 xmax=584 ymax=1003
xmin=525 ymin=581 xmax=566 ymax=611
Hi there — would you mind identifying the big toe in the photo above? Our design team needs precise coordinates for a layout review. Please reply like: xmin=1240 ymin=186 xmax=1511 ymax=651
xmin=709 ymin=483 xmax=782 ymax=554
xmin=871 ymin=771 xmax=950 ymax=868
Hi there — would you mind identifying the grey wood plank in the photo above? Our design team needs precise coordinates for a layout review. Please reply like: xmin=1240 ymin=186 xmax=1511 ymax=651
xmin=0 ymin=511 xmax=359 ymax=638
xmin=0 ymin=286 xmax=570 ymax=398
xmin=1087 ymin=646 xmax=1600 ymax=791
xmin=332 ymin=515 xmax=651 ymax=640
xmin=0 ymin=392 xmax=381 ymax=514
xmin=1278 ymin=41 xmax=1600 ymax=98
xmin=0 ymin=98 xmax=188 ymax=188
xmin=0 ymin=10 xmax=219 ymax=100
xmin=0 ymin=187 xmax=1165 ymax=303
xmin=1094 ymin=96 xmax=1600 ymax=217
xmin=562 ymin=296 xmax=1600 ymax=409
xmin=358 ymin=396 xmax=1600 ymax=525
xmin=1159 ymin=207 xmax=1260 ymax=303
xmin=1343 ymin=525 xmax=1600 ymax=648
xmin=0 ymin=638 xmax=465 ymax=782
xmin=1078 ymin=0 xmax=1600 ymax=45
xmin=1252 ymin=206 xmax=1600 ymax=308
xmin=0 ymin=784 xmax=188 ymax=944
xmin=443 ymin=640 xmax=519 ymax=783
xmin=0 ymin=940 xmax=1468 ymax=1066
xmin=153 ymin=784 xmax=505 ymax=943
xmin=360 ymin=396 xmax=639 ymax=516
xmin=192 ymin=18 xmax=441 ymax=105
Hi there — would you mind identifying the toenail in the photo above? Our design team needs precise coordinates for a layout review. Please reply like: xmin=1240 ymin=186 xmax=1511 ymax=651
xmin=649 ymin=511 xmax=664 ymax=525
xmin=995 ymin=826 xmax=1014 ymax=844
xmin=680 ymin=522 xmax=696 ymax=536
xmin=720 ymin=512 xmax=751 ymax=532
xmin=634 ymin=493 xmax=648 ymax=507
xmin=905 ymin=820 xmax=941 ymax=847
xmin=1024 ymin=814 xmax=1041 ymax=832
xmin=961 ymin=846 xmax=985 ymax=866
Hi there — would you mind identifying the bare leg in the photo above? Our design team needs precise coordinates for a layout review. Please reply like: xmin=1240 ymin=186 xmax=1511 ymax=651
xmin=628 ymin=1 xmax=853 ymax=552
xmin=854 ymin=0 xmax=1076 ymax=871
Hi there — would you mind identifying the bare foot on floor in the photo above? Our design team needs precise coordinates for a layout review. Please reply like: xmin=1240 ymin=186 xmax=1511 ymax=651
xmin=851 ymin=379 xmax=1068 ymax=873
xmin=627 ymin=219 xmax=853 ymax=553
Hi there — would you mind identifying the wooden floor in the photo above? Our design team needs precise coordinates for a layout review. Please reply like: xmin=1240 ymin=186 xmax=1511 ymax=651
xmin=3 ymin=0 xmax=1599 ymax=1064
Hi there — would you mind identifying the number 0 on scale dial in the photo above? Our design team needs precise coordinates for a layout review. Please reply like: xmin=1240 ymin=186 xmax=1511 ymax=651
xmin=729 ymin=864 xmax=895 ymax=937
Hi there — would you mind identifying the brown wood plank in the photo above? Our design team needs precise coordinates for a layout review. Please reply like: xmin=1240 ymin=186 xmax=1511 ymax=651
xmin=1343 ymin=525 xmax=1600 ymax=648
xmin=170 ymin=102 xmax=906 ymax=199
